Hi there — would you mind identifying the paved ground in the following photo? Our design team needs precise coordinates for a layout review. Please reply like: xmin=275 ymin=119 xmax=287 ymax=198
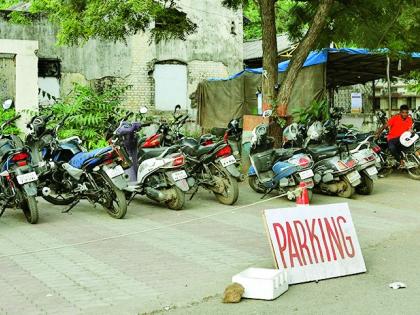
xmin=0 ymin=172 xmax=419 ymax=315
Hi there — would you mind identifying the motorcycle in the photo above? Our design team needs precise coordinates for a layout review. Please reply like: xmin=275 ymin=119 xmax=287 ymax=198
xmin=111 ymin=107 xmax=192 ymax=210
xmin=284 ymin=121 xmax=362 ymax=198
xmin=248 ymin=121 xmax=315 ymax=201
xmin=140 ymin=105 xmax=188 ymax=148
xmin=178 ymin=130 xmax=242 ymax=205
xmin=373 ymin=110 xmax=420 ymax=179
xmin=26 ymin=113 xmax=129 ymax=218
xmin=321 ymin=111 xmax=379 ymax=195
xmin=0 ymin=103 xmax=39 ymax=224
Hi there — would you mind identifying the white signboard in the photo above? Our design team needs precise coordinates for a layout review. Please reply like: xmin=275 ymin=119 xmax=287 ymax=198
xmin=263 ymin=203 xmax=366 ymax=284
xmin=351 ymin=92 xmax=362 ymax=112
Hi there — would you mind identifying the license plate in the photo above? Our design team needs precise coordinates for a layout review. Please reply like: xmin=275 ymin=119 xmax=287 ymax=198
xmin=105 ymin=165 xmax=124 ymax=178
xmin=346 ymin=171 xmax=361 ymax=183
xmin=17 ymin=172 xmax=38 ymax=184
xmin=220 ymin=155 xmax=236 ymax=167
xmin=299 ymin=169 xmax=314 ymax=180
xmin=366 ymin=166 xmax=378 ymax=176
xmin=172 ymin=170 xmax=188 ymax=181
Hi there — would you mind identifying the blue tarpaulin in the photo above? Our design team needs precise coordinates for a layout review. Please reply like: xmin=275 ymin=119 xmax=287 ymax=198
xmin=209 ymin=48 xmax=420 ymax=81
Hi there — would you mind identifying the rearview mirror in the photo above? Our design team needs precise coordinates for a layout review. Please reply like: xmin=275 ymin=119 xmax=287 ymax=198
xmin=262 ymin=110 xmax=272 ymax=118
xmin=2 ymin=99 xmax=13 ymax=110
xmin=174 ymin=104 xmax=181 ymax=115
xmin=140 ymin=106 xmax=148 ymax=114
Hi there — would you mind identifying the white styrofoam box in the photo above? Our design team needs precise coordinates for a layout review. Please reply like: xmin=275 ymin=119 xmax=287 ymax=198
xmin=232 ymin=268 xmax=288 ymax=300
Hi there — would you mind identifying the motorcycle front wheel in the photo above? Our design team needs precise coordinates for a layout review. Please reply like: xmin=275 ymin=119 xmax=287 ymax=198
xmin=248 ymin=175 xmax=267 ymax=194
xmin=95 ymin=173 xmax=127 ymax=219
xmin=407 ymin=166 xmax=420 ymax=180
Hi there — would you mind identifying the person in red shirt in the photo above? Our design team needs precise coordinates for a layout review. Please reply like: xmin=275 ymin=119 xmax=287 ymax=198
xmin=376 ymin=104 xmax=413 ymax=166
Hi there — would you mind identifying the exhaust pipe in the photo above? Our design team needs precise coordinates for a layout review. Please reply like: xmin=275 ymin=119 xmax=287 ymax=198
xmin=42 ymin=187 xmax=51 ymax=196
xmin=145 ymin=187 xmax=171 ymax=202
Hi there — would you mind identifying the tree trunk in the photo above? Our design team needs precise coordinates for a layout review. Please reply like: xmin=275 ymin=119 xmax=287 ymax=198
xmin=276 ymin=0 xmax=334 ymax=116
xmin=258 ymin=0 xmax=277 ymax=112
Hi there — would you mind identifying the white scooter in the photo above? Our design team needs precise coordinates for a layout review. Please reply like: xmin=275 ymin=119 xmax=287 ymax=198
xmin=111 ymin=107 xmax=192 ymax=210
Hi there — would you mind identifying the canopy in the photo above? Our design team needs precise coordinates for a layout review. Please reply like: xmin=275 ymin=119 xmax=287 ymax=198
xmin=210 ymin=48 xmax=420 ymax=88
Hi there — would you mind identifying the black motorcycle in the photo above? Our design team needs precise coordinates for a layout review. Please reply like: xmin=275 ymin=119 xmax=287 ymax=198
xmin=26 ymin=114 xmax=129 ymax=218
xmin=0 ymin=115 xmax=39 ymax=224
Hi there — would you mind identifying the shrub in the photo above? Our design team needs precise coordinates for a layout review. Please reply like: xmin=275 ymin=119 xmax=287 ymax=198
xmin=41 ymin=83 xmax=130 ymax=149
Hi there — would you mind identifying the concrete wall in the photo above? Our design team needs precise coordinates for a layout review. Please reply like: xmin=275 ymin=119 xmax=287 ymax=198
xmin=0 ymin=54 xmax=15 ymax=101
xmin=0 ymin=39 xmax=38 ymax=132
xmin=0 ymin=2 xmax=243 ymax=113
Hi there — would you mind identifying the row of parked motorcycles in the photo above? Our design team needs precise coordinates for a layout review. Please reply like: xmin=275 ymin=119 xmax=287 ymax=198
xmin=2 ymin=98 xmax=419 ymax=225
xmin=0 ymin=102 xmax=243 ymax=224
xmin=247 ymin=107 xmax=420 ymax=201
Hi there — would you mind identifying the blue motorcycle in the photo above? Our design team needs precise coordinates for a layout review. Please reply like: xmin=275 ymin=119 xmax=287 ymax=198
xmin=248 ymin=123 xmax=315 ymax=201
xmin=26 ymin=114 xmax=129 ymax=219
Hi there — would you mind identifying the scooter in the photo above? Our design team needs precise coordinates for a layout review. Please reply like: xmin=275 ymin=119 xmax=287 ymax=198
xmin=248 ymin=122 xmax=315 ymax=201
xmin=284 ymin=121 xmax=362 ymax=198
xmin=110 ymin=108 xmax=192 ymax=210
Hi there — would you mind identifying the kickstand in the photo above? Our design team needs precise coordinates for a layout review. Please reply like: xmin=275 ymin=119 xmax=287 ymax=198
xmin=261 ymin=188 xmax=274 ymax=199
xmin=62 ymin=198 xmax=80 ymax=214
xmin=189 ymin=186 xmax=199 ymax=201
xmin=127 ymin=192 xmax=136 ymax=205
xmin=0 ymin=197 xmax=12 ymax=218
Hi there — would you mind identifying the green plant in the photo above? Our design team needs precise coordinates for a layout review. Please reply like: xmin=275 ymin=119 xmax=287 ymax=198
xmin=0 ymin=108 xmax=20 ymax=135
xmin=40 ymin=83 xmax=130 ymax=149
xmin=292 ymin=99 xmax=330 ymax=124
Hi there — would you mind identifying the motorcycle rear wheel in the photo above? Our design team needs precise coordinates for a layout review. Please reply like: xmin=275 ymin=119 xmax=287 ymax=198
xmin=21 ymin=196 xmax=39 ymax=224
xmin=356 ymin=173 xmax=374 ymax=195
xmin=165 ymin=186 xmax=185 ymax=210
xmin=337 ymin=178 xmax=355 ymax=199
xmin=213 ymin=167 xmax=239 ymax=205
xmin=248 ymin=175 xmax=266 ymax=194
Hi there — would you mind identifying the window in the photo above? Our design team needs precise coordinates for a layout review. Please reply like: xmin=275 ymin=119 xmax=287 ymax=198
xmin=38 ymin=59 xmax=61 ymax=106
xmin=153 ymin=63 xmax=188 ymax=111
xmin=38 ymin=59 xmax=60 ymax=78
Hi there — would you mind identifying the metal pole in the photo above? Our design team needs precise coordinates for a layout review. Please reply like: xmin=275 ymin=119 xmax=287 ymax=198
xmin=387 ymin=56 xmax=392 ymax=117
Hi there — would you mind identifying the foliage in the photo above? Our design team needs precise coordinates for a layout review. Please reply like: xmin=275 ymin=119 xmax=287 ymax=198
xmin=292 ymin=99 xmax=330 ymax=124
xmin=0 ymin=0 xmax=197 ymax=45
xmin=0 ymin=108 xmax=20 ymax=135
xmin=242 ymin=0 xmax=294 ymax=40
xmin=40 ymin=83 xmax=130 ymax=149
xmin=284 ymin=0 xmax=420 ymax=53
xmin=407 ymin=71 xmax=420 ymax=94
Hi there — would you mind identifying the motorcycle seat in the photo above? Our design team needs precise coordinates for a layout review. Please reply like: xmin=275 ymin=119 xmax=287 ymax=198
xmin=138 ymin=146 xmax=181 ymax=164
xmin=69 ymin=146 xmax=112 ymax=169
xmin=307 ymin=145 xmax=338 ymax=160
xmin=195 ymin=143 xmax=219 ymax=157
xmin=272 ymin=148 xmax=295 ymax=161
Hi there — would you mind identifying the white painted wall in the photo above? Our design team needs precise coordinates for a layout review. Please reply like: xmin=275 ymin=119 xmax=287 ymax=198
xmin=153 ymin=64 xmax=188 ymax=111
xmin=0 ymin=39 xmax=38 ymax=132
xmin=38 ymin=77 xmax=60 ymax=106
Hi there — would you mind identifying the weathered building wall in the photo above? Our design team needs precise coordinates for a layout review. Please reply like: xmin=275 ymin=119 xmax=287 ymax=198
xmin=0 ymin=54 xmax=15 ymax=101
xmin=0 ymin=1 xmax=243 ymax=113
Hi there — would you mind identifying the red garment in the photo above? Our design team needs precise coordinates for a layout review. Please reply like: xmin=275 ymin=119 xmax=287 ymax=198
xmin=387 ymin=114 xmax=413 ymax=141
